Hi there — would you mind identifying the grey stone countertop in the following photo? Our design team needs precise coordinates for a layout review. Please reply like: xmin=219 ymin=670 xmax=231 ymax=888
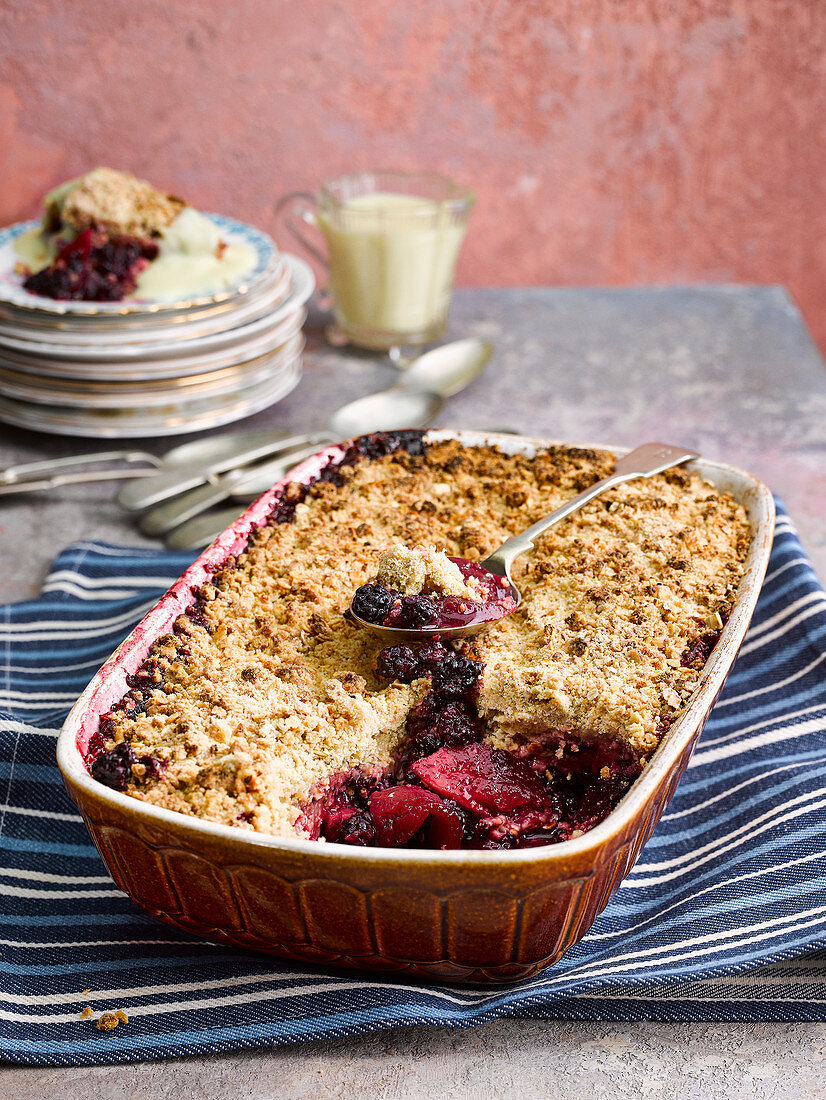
xmin=1 ymin=286 xmax=825 ymax=1097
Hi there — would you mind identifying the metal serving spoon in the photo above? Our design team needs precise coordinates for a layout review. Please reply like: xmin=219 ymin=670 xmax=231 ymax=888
xmin=117 ymin=430 xmax=299 ymax=512
xmin=348 ymin=442 xmax=700 ymax=643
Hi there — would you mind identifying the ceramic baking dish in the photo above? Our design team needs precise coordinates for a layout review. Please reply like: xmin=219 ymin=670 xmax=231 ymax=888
xmin=57 ymin=431 xmax=775 ymax=983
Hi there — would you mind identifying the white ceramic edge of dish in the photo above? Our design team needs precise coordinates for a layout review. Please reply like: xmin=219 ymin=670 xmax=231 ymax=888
xmin=57 ymin=430 xmax=776 ymax=866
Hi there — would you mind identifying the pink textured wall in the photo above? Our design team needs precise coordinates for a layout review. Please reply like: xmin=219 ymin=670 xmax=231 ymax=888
xmin=1 ymin=1 xmax=825 ymax=353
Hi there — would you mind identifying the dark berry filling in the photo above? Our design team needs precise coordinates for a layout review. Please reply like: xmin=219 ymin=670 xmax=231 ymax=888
xmin=298 ymin=635 xmax=642 ymax=851
xmin=89 ymin=741 xmax=136 ymax=791
xmin=369 ymin=786 xmax=465 ymax=849
xmin=352 ymin=558 xmax=518 ymax=631
xmin=351 ymin=582 xmax=398 ymax=624
xmin=89 ymin=740 xmax=166 ymax=792
xmin=680 ymin=629 xmax=721 ymax=669
xmin=23 ymin=227 xmax=159 ymax=301
xmin=397 ymin=594 xmax=440 ymax=627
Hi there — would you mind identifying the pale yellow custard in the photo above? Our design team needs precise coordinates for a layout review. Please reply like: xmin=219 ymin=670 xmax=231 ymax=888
xmin=318 ymin=192 xmax=466 ymax=337
xmin=14 ymin=206 xmax=256 ymax=302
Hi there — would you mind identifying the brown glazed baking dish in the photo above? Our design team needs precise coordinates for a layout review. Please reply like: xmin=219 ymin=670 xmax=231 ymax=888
xmin=57 ymin=431 xmax=775 ymax=983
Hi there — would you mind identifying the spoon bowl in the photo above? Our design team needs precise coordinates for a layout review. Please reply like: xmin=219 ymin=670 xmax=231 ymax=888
xmin=396 ymin=337 xmax=494 ymax=395
xmin=328 ymin=390 xmax=443 ymax=438
xmin=328 ymin=337 xmax=492 ymax=438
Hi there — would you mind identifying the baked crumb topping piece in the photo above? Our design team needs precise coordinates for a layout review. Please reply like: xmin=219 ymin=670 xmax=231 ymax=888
xmin=47 ymin=167 xmax=186 ymax=239
xmin=88 ymin=435 xmax=751 ymax=848
xmin=23 ymin=168 xmax=188 ymax=302
xmin=376 ymin=545 xmax=480 ymax=599
xmin=95 ymin=1009 xmax=129 ymax=1031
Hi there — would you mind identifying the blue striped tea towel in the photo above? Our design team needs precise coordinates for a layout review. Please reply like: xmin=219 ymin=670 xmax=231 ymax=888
xmin=1 ymin=502 xmax=826 ymax=1065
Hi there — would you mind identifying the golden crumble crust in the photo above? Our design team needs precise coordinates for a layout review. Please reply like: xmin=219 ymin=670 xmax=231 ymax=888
xmin=56 ymin=167 xmax=186 ymax=238
xmin=100 ymin=439 xmax=751 ymax=838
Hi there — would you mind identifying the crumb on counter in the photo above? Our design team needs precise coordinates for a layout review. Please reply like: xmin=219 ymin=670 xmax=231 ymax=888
xmin=95 ymin=1008 xmax=129 ymax=1031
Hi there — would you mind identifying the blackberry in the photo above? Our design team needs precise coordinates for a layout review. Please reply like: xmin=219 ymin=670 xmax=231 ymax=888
xmin=398 ymin=595 xmax=439 ymax=627
xmin=396 ymin=732 xmax=443 ymax=776
xmin=90 ymin=742 xmax=137 ymax=791
xmin=351 ymin=582 xmax=396 ymax=624
xmin=349 ymin=431 xmax=426 ymax=461
xmin=431 ymin=653 xmax=482 ymax=697
xmin=339 ymin=811 xmax=377 ymax=846
xmin=429 ymin=702 xmax=478 ymax=745
xmin=416 ymin=639 xmax=451 ymax=671
xmin=140 ymin=754 xmax=166 ymax=780
xmin=405 ymin=691 xmax=444 ymax=737
xmin=376 ymin=644 xmax=421 ymax=682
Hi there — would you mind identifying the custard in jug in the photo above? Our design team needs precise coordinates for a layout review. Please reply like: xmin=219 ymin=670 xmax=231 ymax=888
xmin=318 ymin=192 xmax=467 ymax=343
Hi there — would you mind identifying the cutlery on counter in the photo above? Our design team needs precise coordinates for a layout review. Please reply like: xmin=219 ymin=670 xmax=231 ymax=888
xmin=0 ymin=450 xmax=163 ymax=495
xmin=116 ymin=431 xmax=324 ymax=512
xmin=137 ymin=441 xmax=333 ymax=536
xmin=0 ymin=432 xmax=291 ymax=497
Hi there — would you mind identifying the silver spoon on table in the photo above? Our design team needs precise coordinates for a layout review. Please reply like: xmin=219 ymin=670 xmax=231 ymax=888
xmin=347 ymin=442 xmax=700 ymax=643
xmin=142 ymin=338 xmax=493 ymax=542
xmin=0 ymin=431 xmax=294 ymax=499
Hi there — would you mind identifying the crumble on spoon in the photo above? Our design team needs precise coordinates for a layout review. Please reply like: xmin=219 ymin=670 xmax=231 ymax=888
xmin=351 ymin=544 xmax=518 ymax=631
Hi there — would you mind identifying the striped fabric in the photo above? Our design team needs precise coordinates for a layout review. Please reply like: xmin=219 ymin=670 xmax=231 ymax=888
xmin=1 ymin=504 xmax=825 ymax=1065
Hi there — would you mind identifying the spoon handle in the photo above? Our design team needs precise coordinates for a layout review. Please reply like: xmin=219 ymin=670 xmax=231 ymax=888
xmin=0 ymin=450 xmax=160 ymax=485
xmin=0 ymin=468 xmax=161 ymax=496
xmin=118 ymin=432 xmax=333 ymax=512
xmin=139 ymin=443 xmax=332 ymax=536
xmin=482 ymin=442 xmax=698 ymax=581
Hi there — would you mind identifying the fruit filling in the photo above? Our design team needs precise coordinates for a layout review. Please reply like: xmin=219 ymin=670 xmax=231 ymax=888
xmin=352 ymin=545 xmax=517 ymax=630
xmin=296 ymin=638 xmax=642 ymax=850
xmin=23 ymin=228 xmax=158 ymax=301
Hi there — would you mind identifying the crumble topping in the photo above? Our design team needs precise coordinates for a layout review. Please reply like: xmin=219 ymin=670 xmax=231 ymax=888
xmin=48 ymin=167 xmax=186 ymax=238
xmin=376 ymin=544 xmax=480 ymax=599
xmin=90 ymin=437 xmax=751 ymax=842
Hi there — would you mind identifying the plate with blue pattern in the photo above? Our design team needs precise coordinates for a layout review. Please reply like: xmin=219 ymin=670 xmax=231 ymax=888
xmin=0 ymin=213 xmax=283 ymax=318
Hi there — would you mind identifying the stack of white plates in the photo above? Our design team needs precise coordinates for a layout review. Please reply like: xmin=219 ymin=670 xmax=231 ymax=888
xmin=0 ymin=215 xmax=314 ymax=437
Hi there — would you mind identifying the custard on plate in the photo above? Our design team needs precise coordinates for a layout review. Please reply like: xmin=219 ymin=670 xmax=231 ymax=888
xmin=15 ymin=168 xmax=257 ymax=303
